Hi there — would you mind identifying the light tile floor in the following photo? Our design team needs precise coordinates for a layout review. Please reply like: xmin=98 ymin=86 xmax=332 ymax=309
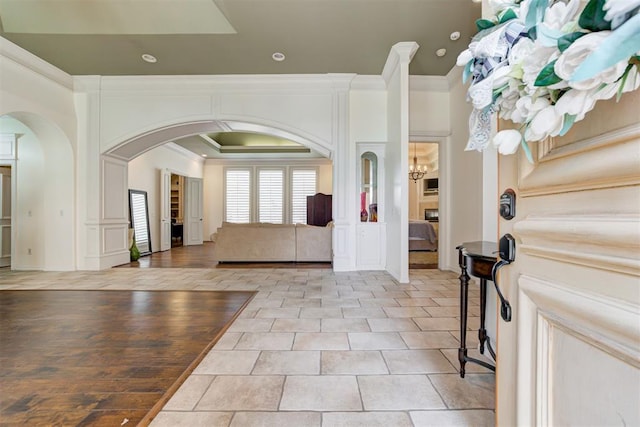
xmin=0 ymin=267 xmax=495 ymax=426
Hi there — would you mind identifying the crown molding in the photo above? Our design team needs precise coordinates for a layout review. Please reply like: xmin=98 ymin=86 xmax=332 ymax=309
xmin=0 ymin=36 xmax=73 ymax=89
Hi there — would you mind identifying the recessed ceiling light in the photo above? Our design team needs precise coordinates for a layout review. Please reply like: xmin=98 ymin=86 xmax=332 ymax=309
xmin=141 ymin=53 xmax=157 ymax=63
xmin=450 ymin=31 xmax=461 ymax=41
xmin=436 ymin=48 xmax=447 ymax=57
xmin=201 ymin=154 xmax=207 ymax=157
xmin=472 ymin=0 xmax=482 ymax=3
xmin=272 ymin=52 xmax=286 ymax=62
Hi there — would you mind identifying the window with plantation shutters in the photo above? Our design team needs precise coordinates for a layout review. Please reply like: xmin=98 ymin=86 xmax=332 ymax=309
xmin=291 ymin=169 xmax=317 ymax=224
xmin=225 ymin=169 xmax=251 ymax=223
xmin=258 ymin=169 xmax=284 ymax=223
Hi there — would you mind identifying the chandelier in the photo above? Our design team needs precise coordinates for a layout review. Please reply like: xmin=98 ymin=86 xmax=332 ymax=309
xmin=409 ymin=143 xmax=426 ymax=182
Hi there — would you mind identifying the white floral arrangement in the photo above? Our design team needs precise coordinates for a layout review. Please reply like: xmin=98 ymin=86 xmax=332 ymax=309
xmin=457 ymin=0 xmax=640 ymax=160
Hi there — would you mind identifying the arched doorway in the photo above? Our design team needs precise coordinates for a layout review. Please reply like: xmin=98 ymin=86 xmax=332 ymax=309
xmin=0 ymin=113 xmax=75 ymax=271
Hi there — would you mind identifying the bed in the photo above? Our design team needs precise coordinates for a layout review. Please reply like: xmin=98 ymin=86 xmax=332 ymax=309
xmin=409 ymin=220 xmax=438 ymax=251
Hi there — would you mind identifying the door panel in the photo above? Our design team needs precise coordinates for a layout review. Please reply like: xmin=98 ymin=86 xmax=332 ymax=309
xmin=0 ymin=169 xmax=11 ymax=268
xmin=184 ymin=177 xmax=203 ymax=246
xmin=159 ymin=169 xmax=171 ymax=251
xmin=497 ymin=91 xmax=640 ymax=425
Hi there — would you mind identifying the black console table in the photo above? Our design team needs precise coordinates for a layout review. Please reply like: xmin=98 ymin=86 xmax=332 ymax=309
xmin=456 ymin=241 xmax=498 ymax=378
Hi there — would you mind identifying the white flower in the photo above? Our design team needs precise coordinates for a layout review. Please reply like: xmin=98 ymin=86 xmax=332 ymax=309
xmin=555 ymin=31 xmax=629 ymax=91
xmin=528 ymin=105 xmax=564 ymax=140
xmin=489 ymin=0 xmax=521 ymax=16
xmin=522 ymin=45 xmax=558 ymax=90
xmin=457 ymin=49 xmax=473 ymax=67
xmin=493 ymin=129 xmax=522 ymax=155
xmin=604 ymin=0 xmax=640 ymax=22
xmin=511 ymin=96 xmax=550 ymax=123
xmin=508 ymin=38 xmax=535 ymax=67
xmin=544 ymin=0 xmax=581 ymax=30
xmin=554 ymin=89 xmax=597 ymax=119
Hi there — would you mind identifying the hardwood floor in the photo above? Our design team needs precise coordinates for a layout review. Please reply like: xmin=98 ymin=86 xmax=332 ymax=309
xmin=117 ymin=242 xmax=332 ymax=269
xmin=0 ymin=289 xmax=255 ymax=426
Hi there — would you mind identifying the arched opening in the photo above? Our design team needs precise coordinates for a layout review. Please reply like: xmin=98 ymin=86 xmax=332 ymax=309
xmin=0 ymin=112 xmax=75 ymax=271
xmin=109 ymin=120 xmax=333 ymax=261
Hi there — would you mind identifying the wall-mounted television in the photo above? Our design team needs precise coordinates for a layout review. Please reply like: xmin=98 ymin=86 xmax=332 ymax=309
xmin=422 ymin=178 xmax=439 ymax=196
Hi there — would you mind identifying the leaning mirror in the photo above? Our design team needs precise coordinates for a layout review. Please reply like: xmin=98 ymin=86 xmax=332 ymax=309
xmin=128 ymin=189 xmax=152 ymax=256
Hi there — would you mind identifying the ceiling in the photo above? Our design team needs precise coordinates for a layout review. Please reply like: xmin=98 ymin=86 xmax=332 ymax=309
xmin=0 ymin=0 xmax=481 ymax=158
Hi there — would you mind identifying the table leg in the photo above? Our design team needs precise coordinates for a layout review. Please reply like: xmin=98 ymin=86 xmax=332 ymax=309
xmin=458 ymin=265 xmax=470 ymax=378
xmin=478 ymin=278 xmax=487 ymax=354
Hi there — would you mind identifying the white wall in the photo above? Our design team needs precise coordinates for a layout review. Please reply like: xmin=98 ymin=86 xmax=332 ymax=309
xmin=447 ymin=74 xmax=484 ymax=271
xmin=128 ymin=143 xmax=204 ymax=252
xmin=202 ymin=159 xmax=333 ymax=240
xmin=3 ymin=119 xmax=45 ymax=269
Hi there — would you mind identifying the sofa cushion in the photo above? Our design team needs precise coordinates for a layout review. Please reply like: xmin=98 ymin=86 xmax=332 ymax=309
xmin=214 ymin=224 xmax=296 ymax=262
xmin=295 ymin=224 xmax=332 ymax=262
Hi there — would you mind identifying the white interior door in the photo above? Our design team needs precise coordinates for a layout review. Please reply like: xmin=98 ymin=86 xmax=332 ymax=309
xmin=0 ymin=167 xmax=11 ymax=268
xmin=159 ymin=169 xmax=171 ymax=251
xmin=496 ymin=91 xmax=640 ymax=425
xmin=184 ymin=177 xmax=203 ymax=246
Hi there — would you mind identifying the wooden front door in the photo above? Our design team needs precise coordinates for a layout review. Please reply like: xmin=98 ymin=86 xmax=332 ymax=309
xmin=496 ymin=91 xmax=640 ymax=425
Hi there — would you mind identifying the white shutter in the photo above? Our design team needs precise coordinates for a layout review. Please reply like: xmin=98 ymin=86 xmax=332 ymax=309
xmin=258 ymin=169 xmax=284 ymax=223
xmin=225 ymin=169 xmax=251 ymax=223
xmin=130 ymin=191 xmax=150 ymax=254
xmin=291 ymin=169 xmax=317 ymax=224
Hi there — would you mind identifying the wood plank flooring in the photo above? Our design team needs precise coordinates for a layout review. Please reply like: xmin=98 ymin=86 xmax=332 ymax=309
xmin=0 ymin=289 xmax=255 ymax=426
xmin=117 ymin=242 xmax=332 ymax=269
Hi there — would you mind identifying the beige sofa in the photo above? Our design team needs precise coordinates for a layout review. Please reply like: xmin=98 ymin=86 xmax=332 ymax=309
xmin=213 ymin=222 xmax=332 ymax=263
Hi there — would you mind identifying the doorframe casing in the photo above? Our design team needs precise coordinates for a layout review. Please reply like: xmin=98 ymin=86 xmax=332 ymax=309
xmin=0 ymin=160 xmax=16 ymax=270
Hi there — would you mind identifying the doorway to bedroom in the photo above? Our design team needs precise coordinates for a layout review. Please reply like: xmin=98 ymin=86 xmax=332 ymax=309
xmin=408 ymin=142 xmax=439 ymax=269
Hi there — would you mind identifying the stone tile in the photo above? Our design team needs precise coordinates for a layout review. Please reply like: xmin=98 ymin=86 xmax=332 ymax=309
xmin=426 ymin=306 xmax=460 ymax=317
xmin=196 ymin=375 xmax=284 ymax=411
xmin=342 ymin=307 xmax=387 ymax=319
xmin=246 ymin=298 xmax=284 ymax=309
xmin=321 ymin=298 xmax=360 ymax=308
xmin=400 ymin=331 xmax=460 ymax=349
xmin=150 ymin=411 xmax=233 ymax=427
xmin=382 ymin=350 xmax=456 ymax=374
xmin=441 ymin=348 xmax=495 ymax=374
xmin=230 ymin=412 xmax=321 ymax=427
xmin=358 ymin=375 xmax=446 ymax=410
xmin=433 ymin=297 xmax=460 ymax=307
xmin=162 ymin=374 xmax=214 ymax=410
xmin=281 ymin=297 xmax=321 ymax=308
xmin=213 ymin=332 xmax=243 ymax=350
xmin=372 ymin=291 xmax=409 ymax=299
xmin=293 ymin=332 xmax=350 ymax=350
xmin=410 ymin=410 xmax=495 ymax=427
xmin=322 ymin=412 xmax=413 ymax=427
xmin=382 ymin=306 xmax=429 ymax=318
xmin=348 ymin=332 xmax=407 ymax=350
xmin=358 ymin=298 xmax=399 ymax=307
xmin=226 ymin=318 xmax=274 ymax=332
xmin=321 ymin=318 xmax=370 ymax=332
xmin=395 ymin=297 xmax=437 ymax=307
xmin=255 ymin=307 xmax=301 ymax=318
xmin=300 ymin=308 xmax=343 ymax=318
xmin=321 ymin=351 xmax=388 ymax=375
xmin=193 ymin=350 xmax=260 ymax=375
xmin=252 ymin=350 xmax=320 ymax=375
xmin=366 ymin=318 xmax=419 ymax=332
xmin=271 ymin=318 xmax=321 ymax=332
xmin=279 ymin=376 xmax=362 ymax=411
xmin=429 ymin=374 xmax=496 ymax=409
xmin=235 ymin=332 xmax=294 ymax=350
xmin=414 ymin=317 xmax=460 ymax=331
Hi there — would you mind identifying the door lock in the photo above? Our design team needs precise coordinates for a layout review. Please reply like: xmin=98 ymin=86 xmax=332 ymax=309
xmin=499 ymin=188 xmax=516 ymax=220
